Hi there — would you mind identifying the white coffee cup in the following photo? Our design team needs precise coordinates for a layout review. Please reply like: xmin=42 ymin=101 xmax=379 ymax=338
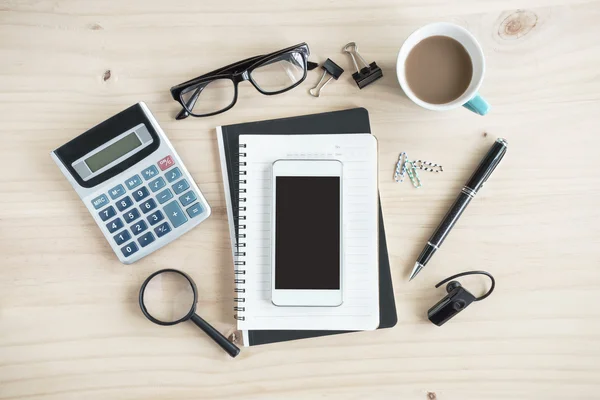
xmin=396 ymin=22 xmax=490 ymax=115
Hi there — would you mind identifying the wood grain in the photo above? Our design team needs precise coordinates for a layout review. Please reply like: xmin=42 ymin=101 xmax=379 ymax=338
xmin=1 ymin=1 xmax=600 ymax=399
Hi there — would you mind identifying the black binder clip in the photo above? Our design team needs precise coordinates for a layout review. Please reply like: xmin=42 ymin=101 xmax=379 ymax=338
xmin=342 ymin=42 xmax=383 ymax=89
xmin=309 ymin=58 xmax=344 ymax=97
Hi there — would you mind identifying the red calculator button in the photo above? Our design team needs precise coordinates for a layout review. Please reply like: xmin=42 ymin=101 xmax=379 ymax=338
xmin=158 ymin=155 xmax=175 ymax=171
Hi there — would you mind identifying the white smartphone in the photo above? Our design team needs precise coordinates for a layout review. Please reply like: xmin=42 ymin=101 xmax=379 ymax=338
xmin=271 ymin=159 xmax=343 ymax=307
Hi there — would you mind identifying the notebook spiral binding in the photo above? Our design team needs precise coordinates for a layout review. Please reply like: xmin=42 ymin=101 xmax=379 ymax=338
xmin=234 ymin=143 xmax=248 ymax=321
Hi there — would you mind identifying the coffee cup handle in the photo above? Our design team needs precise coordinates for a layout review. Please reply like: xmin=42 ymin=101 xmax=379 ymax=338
xmin=463 ymin=93 xmax=490 ymax=116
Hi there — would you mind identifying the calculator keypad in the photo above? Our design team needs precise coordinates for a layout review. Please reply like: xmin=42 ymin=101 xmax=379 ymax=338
xmin=158 ymin=155 xmax=175 ymax=171
xmin=121 ymin=242 xmax=139 ymax=257
xmin=165 ymin=167 xmax=182 ymax=183
xmin=154 ymin=222 xmax=171 ymax=237
xmin=187 ymin=202 xmax=204 ymax=218
xmin=149 ymin=177 xmax=166 ymax=192
xmin=179 ymin=191 xmax=197 ymax=207
xmin=132 ymin=220 xmax=148 ymax=235
xmin=91 ymin=154 xmax=205 ymax=260
xmin=147 ymin=210 xmax=164 ymax=225
xmin=138 ymin=232 xmax=155 ymax=248
xmin=132 ymin=187 xmax=150 ymax=202
xmin=116 ymin=196 xmax=134 ymax=212
xmin=92 ymin=194 xmax=109 ymax=209
xmin=99 ymin=206 xmax=116 ymax=221
xmin=141 ymin=165 xmax=159 ymax=180
xmin=124 ymin=208 xmax=141 ymax=223
xmin=173 ymin=179 xmax=189 ymax=195
xmin=108 ymin=184 xmax=126 ymax=200
xmin=156 ymin=188 xmax=173 ymax=204
xmin=125 ymin=174 xmax=142 ymax=190
xmin=106 ymin=218 xmax=124 ymax=233
xmin=114 ymin=230 xmax=131 ymax=246
xmin=163 ymin=200 xmax=187 ymax=228
xmin=140 ymin=198 xmax=157 ymax=214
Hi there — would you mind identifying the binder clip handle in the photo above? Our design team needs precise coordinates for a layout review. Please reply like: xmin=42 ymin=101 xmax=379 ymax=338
xmin=309 ymin=58 xmax=344 ymax=97
xmin=343 ymin=42 xmax=369 ymax=72
xmin=342 ymin=42 xmax=383 ymax=89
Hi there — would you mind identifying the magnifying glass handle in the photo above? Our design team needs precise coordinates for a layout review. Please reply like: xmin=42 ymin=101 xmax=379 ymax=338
xmin=190 ymin=314 xmax=240 ymax=358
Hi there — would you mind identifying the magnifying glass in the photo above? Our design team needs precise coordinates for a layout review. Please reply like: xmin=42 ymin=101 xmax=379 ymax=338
xmin=139 ymin=268 xmax=240 ymax=358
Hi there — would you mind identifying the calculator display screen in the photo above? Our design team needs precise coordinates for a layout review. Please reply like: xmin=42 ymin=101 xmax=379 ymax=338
xmin=85 ymin=132 xmax=142 ymax=173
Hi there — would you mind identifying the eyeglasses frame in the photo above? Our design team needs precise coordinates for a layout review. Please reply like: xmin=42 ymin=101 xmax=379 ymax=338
xmin=170 ymin=43 xmax=316 ymax=118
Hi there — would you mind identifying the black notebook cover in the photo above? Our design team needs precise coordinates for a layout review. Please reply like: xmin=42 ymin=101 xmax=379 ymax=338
xmin=217 ymin=108 xmax=397 ymax=346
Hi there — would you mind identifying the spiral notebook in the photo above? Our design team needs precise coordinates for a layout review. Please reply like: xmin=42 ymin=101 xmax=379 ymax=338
xmin=216 ymin=108 xmax=397 ymax=346
xmin=236 ymin=134 xmax=380 ymax=331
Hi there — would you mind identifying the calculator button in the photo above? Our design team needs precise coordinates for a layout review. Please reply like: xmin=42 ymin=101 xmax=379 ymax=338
xmin=125 ymin=174 xmax=142 ymax=190
xmin=172 ymin=179 xmax=190 ymax=195
xmin=141 ymin=165 xmax=159 ymax=181
xmin=163 ymin=200 xmax=188 ymax=228
xmin=132 ymin=187 xmax=150 ymax=202
xmin=186 ymin=202 xmax=204 ymax=218
xmin=149 ymin=177 xmax=166 ymax=193
xmin=156 ymin=188 xmax=173 ymax=204
xmin=98 ymin=206 xmax=116 ymax=221
xmin=121 ymin=242 xmax=139 ymax=257
xmin=138 ymin=232 xmax=155 ymax=248
xmin=131 ymin=220 xmax=148 ymax=235
xmin=158 ymin=155 xmax=175 ymax=171
xmin=108 ymin=184 xmax=126 ymax=200
xmin=154 ymin=222 xmax=172 ymax=238
xmin=165 ymin=167 xmax=182 ymax=183
xmin=124 ymin=208 xmax=141 ymax=224
xmin=113 ymin=230 xmax=131 ymax=246
xmin=106 ymin=218 xmax=124 ymax=233
xmin=91 ymin=194 xmax=109 ymax=210
xmin=116 ymin=196 xmax=134 ymax=212
xmin=140 ymin=198 xmax=157 ymax=214
xmin=179 ymin=191 xmax=197 ymax=207
xmin=147 ymin=210 xmax=164 ymax=225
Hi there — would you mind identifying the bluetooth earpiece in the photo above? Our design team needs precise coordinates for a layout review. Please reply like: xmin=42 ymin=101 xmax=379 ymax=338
xmin=427 ymin=271 xmax=495 ymax=326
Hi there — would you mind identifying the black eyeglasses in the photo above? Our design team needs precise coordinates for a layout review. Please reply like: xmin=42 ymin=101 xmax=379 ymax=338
xmin=170 ymin=43 xmax=317 ymax=119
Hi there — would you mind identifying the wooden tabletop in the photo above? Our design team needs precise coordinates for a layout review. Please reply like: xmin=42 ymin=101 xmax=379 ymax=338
xmin=2 ymin=1 xmax=600 ymax=399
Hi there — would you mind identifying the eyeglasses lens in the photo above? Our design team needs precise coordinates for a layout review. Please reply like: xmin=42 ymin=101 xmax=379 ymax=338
xmin=180 ymin=78 xmax=236 ymax=116
xmin=250 ymin=51 xmax=305 ymax=93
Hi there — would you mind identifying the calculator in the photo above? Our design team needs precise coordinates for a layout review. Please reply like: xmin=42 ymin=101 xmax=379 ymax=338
xmin=51 ymin=102 xmax=211 ymax=264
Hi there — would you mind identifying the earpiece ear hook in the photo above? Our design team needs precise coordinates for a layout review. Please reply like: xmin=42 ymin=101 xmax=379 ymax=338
xmin=434 ymin=270 xmax=495 ymax=301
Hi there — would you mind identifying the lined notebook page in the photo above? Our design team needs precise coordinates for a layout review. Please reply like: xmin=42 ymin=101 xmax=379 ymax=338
xmin=237 ymin=134 xmax=379 ymax=331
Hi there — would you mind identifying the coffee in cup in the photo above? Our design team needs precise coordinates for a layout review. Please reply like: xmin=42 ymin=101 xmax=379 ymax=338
xmin=396 ymin=23 xmax=490 ymax=115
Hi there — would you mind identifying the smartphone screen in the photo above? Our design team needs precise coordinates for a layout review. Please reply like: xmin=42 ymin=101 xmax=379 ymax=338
xmin=275 ymin=176 xmax=341 ymax=290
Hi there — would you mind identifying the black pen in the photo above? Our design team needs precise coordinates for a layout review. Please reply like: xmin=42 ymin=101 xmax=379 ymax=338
xmin=409 ymin=138 xmax=508 ymax=281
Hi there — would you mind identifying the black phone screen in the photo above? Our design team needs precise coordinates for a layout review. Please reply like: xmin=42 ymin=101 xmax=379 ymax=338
xmin=275 ymin=176 xmax=340 ymax=290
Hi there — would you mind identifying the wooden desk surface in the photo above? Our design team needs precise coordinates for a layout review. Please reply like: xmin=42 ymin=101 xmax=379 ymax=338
xmin=1 ymin=1 xmax=600 ymax=399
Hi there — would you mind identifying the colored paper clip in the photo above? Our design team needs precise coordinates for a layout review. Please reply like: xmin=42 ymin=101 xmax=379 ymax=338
xmin=405 ymin=160 xmax=422 ymax=188
xmin=309 ymin=58 xmax=344 ymax=97
xmin=413 ymin=160 xmax=444 ymax=173
xmin=394 ymin=152 xmax=408 ymax=182
xmin=342 ymin=42 xmax=383 ymax=89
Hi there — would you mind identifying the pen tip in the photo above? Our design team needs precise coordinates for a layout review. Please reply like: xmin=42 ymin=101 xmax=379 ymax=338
xmin=409 ymin=262 xmax=423 ymax=281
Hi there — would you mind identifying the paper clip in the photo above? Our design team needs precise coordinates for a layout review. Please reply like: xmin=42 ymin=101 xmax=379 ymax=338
xmin=342 ymin=42 xmax=383 ymax=89
xmin=394 ymin=152 xmax=408 ymax=182
xmin=405 ymin=160 xmax=422 ymax=188
xmin=309 ymin=58 xmax=344 ymax=97
xmin=413 ymin=160 xmax=444 ymax=173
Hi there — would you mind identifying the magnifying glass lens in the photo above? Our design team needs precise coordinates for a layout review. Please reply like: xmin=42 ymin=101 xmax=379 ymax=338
xmin=142 ymin=271 xmax=195 ymax=323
